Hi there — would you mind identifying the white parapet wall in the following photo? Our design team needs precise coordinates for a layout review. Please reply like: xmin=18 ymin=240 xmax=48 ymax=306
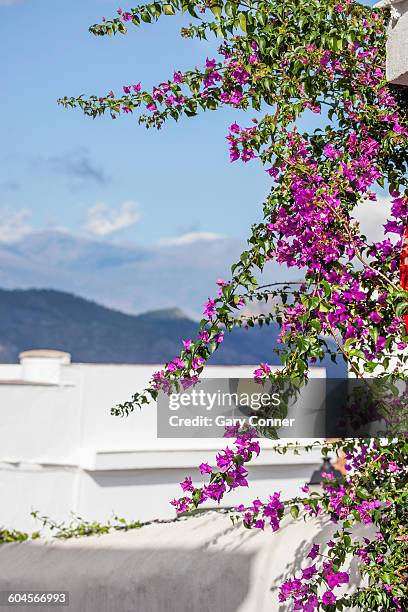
xmin=376 ymin=0 xmax=408 ymax=86
xmin=0 ymin=513 xmax=371 ymax=612
xmin=0 ymin=354 xmax=325 ymax=532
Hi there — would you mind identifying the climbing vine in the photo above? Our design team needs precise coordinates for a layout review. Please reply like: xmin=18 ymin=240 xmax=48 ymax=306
xmin=59 ymin=0 xmax=408 ymax=609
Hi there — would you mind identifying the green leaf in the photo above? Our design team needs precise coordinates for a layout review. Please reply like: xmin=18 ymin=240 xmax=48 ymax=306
xmin=210 ymin=4 xmax=222 ymax=19
xmin=163 ymin=4 xmax=176 ymax=15
xmin=356 ymin=487 xmax=369 ymax=500
xmin=342 ymin=495 xmax=352 ymax=507
xmin=290 ymin=505 xmax=300 ymax=519
xmin=225 ymin=2 xmax=234 ymax=18
xmin=238 ymin=12 xmax=247 ymax=32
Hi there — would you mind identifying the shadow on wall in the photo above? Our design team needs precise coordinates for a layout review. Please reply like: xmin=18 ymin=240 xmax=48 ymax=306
xmin=0 ymin=543 xmax=252 ymax=612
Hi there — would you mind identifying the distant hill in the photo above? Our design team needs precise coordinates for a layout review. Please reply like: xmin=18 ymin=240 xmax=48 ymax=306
xmin=0 ymin=288 xmax=279 ymax=364
xmin=0 ymin=288 xmax=346 ymax=376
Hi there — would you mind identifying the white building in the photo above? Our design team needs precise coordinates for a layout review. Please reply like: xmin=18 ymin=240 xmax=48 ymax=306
xmin=376 ymin=0 xmax=408 ymax=85
xmin=0 ymin=350 xmax=323 ymax=532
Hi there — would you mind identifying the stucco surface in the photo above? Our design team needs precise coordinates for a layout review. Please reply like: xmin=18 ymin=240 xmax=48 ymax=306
xmin=0 ymin=511 xmax=370 ymax=612
xmin=377 ymin=0 xmax=408 ymax=85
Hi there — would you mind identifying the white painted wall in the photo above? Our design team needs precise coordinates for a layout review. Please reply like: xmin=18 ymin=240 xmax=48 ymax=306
xmin=376 ymin=0 xmax=408 ymax=86
xmin=0 ymin=357 xmax=324 ymax=532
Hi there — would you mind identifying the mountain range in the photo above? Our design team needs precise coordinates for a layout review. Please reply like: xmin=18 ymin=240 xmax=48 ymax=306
xmin=0 ymin=288 xmax=346 ymax=377
xmin=0 ymin=287 xmax=280 ymax=364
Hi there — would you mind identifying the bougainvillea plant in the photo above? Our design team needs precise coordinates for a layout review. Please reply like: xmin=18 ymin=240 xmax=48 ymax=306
xmin=60 ymin=0 xmax=408 ymax=609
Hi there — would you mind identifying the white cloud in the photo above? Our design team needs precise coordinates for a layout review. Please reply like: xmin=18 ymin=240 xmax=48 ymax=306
xmin=0 ymin=208 xmax=32 ymax=243
xmin=353 ymin=195 xmax=392 ymax=244
xmin=84 ymin=200 xmax=141 ymax=237
xmin=159 ymin=231 xmax=225 ymax=247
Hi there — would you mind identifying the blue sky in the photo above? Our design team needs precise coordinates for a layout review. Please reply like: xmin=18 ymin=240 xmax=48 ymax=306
xmin=1 ymin=0 xmax=376 ymax=248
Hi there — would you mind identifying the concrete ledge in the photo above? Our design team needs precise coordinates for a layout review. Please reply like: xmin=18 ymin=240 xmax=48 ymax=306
xmin=0 ymin=446 xmax=324 ymax=471
xmin=92 ymin=447 xmax=323 ymax=471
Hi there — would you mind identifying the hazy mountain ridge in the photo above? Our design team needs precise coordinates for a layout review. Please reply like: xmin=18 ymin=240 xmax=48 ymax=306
xmin=0 ymin=230 xmax=292 ymax=317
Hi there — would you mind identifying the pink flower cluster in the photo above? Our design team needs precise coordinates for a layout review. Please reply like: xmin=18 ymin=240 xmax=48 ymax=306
xmin=170 ymin=428 xmax=260 ymax=513
xmin=235 ymin=492 xmax=284 ymax=531
xmin=279 ymin=542 xmax=349 ymax=611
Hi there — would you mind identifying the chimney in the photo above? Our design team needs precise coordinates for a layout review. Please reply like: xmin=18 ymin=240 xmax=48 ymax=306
xmin=19 ymin=350 xmax=71 ymax=385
